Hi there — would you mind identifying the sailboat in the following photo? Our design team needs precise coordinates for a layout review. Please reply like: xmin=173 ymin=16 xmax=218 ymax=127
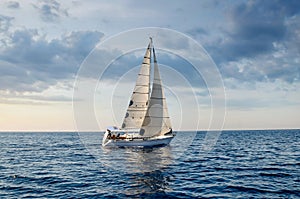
xmin=102 ymin=38 xmax=175 ymax=147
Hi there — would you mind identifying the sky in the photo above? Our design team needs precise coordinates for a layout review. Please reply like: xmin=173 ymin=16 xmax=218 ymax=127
xmin=0 ymin=0 xmax=299 ymax=131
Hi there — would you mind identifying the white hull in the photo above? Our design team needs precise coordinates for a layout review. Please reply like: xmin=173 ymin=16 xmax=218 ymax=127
xmin=102 ymin=134 xmax=174 ymax=147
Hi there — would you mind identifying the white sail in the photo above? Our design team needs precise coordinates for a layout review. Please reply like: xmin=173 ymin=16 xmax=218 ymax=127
xmin=121 ymin=42 xmax=151 ymax=129
xmin=140 ymin=47 xmax=172 ymax=137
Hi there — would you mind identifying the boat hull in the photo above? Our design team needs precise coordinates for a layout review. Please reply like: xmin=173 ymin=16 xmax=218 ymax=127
xmin=102 ymin=134 xmax=174 ymax=147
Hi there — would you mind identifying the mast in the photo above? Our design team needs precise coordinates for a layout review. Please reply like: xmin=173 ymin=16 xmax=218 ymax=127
xmin=140 ymin=43 xmax=172 ymax=137
xmin=121 ymin=40 xmax=152 ymax=129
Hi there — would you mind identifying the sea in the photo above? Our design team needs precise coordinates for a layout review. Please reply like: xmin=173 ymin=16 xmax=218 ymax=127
xmin=0 ymin=130 xmax=299 ymax=198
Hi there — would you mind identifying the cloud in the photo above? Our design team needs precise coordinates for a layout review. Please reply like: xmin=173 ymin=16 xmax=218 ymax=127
xmin=220 ymin=50 xmax=300 ymax=87
xmin=197 ymin=1 xmax=300 ymax=86
xmin=90 ymin=48 xmax=208 ymax=92
xmin=187 ymin=27 xmax=208 ymax=38
xmin=225 ymin=80 xmax=300 ymax=111
xmin=211 ymin=1 xmax=300 ymax=62
xmin=0 ymin=90 xmax=73 ymax=105
xmin=0 ymin=15 xmax=13 ymax=32
xmin=1 ymin=1 xmax=299 ymax=97
xmin=6 ymin=1 xmax=20 ymax=9
xmin=33 ymin=0 xmax=68 ymax=22
xmin=284 ymin=15 xmax=300 ymax=55
xmin=0 ymin=28 xmax=103 ymax=93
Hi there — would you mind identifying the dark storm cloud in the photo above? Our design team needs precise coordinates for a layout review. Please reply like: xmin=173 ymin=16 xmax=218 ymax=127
xmin=0 ymin=29 xmax=103 ymax=92
xmin=200 ymin=0 xmax=300 ymax=86
xmin=33 ymin=0 xmax=68 ymax=22
xmin=213 ymin=0 xmax=300 ymax=63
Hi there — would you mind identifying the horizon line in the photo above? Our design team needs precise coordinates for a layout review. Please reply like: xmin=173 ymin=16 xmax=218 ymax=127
xmin=0 ymin=128 xmax=299 ymax=133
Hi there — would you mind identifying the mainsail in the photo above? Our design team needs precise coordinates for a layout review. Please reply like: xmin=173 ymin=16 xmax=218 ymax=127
xmin=140 ymin=47 xmax=172 ymax=137
xmin=121 ymin=41 xmax=151 ymax=129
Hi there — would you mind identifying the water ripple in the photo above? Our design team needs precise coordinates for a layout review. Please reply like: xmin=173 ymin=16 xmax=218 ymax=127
xmin=0 ymin=130 xmax=299 ymax=198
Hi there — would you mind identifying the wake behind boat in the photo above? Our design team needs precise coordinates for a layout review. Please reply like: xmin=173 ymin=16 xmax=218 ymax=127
xmin=102 ymin=38 xmax=175 ymax=147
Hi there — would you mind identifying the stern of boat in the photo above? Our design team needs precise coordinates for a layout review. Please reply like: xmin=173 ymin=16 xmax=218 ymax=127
xmin=102 ymin=130 xmax=110 ymax=146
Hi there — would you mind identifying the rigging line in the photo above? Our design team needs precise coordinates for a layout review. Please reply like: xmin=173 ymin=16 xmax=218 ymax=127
xmin=138 ymin=74 xmax=150 ymax=76
xmin=144 ymin=116 xmax=170 ymax=118
xmin=134 ymin=84 xmax=149 ymax=86
xmin=133 ymin=92 xmax=148 ymax=94
xmin=150 ymin=97 xmax=165 ymax=99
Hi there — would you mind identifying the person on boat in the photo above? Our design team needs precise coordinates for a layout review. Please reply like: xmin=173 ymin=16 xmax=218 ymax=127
xmin=164 ymin=128 xmax=173 ymax=135
xmin=107 ymin=129 xmax=112 ymax=138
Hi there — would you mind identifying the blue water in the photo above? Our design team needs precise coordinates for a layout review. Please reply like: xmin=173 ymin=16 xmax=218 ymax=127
xmin=0 ymin=130 xmax=299 ymax=198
